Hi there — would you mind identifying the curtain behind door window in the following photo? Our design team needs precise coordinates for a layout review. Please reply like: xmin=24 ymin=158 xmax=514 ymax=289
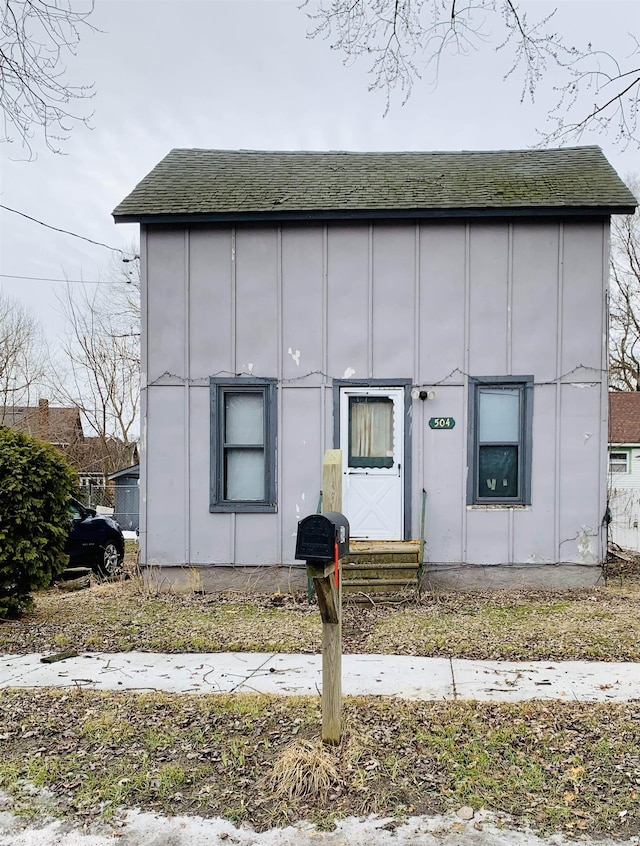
xmin=349 ymin=397 xmax=394 ymax=468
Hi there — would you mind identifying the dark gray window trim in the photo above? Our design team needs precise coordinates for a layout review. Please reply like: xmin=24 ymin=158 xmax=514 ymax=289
xmin=332 ymin=379 xmax=412 ymax=540
xmin=210 ymin=377 xmax=277 ymax=513
xmin=467 ymin=375 xmax=533 ymax=506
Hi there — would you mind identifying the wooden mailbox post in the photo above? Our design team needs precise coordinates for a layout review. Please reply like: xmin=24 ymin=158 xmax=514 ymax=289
xmin=295 ymin=449 xmax=346 ymax=745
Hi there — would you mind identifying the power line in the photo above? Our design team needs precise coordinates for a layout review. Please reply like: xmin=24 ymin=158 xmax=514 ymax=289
xmin=0 ymin=203 xmax=129 ymax=254
xmin=0 ymin=273 xmax=118 ymax=284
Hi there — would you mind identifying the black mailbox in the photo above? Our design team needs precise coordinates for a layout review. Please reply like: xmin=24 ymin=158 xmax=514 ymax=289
xmin=295 ymin=512 xmax=350 ymax=562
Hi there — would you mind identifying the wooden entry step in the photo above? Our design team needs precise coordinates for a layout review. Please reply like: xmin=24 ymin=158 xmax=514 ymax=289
xmin=348 ymin=541 xmax=420 ymax=555
xmin=342 ymin=540 xmax=421 ymax=603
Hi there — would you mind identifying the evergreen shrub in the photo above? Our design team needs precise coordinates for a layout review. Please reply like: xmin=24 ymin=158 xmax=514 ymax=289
xmin=0 ymin=427 xmax=77 ymax=618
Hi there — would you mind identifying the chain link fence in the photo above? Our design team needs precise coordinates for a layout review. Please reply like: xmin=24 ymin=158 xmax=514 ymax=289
xmin=76 ymin=483 xmax=115 ymax=511
xmin=76 ymin=482 xmax=139 ymax=532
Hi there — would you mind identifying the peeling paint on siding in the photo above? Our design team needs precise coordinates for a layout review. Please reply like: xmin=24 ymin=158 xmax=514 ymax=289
xmin=343 ymin=367 xmax=356 ymax=378
xmin=525 ymin=554 xmax=555 ymax=565
xmin=577 ymin=525 xmax=598 ymax=563
xmin=287 ymin=347 xmax=301 ymax=366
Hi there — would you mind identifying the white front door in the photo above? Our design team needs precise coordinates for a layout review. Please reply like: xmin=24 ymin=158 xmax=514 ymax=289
xmin=339 ymin=387 xmax=404 ymax=540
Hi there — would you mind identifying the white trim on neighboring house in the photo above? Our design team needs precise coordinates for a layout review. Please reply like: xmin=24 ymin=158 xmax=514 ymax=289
xmin=608 ymin=443 xmax=640 ymax=551
xmin=78 ymin=474 xmax=107 ymax=488
xmin=609 ymin=448 xmax=631 ymax=475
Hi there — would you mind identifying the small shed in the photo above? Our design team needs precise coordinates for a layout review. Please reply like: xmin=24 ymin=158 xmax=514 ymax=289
xmin=108 ymin=464 xmax=140 ymax=532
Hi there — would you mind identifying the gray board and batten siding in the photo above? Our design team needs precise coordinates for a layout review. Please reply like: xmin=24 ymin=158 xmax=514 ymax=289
xmin=114 ymin=147 xmax=637 ymax=590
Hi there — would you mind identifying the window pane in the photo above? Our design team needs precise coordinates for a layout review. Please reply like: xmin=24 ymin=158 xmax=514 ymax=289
xmin=225 ymin=449 xmax=265 ymax=500
xmin=478 ymin=445 xmax=519 ymax=498
xmin=349 ymin=397 xmax=394 ymax=468
xmin=225 ymin=392 xmax=263 ymax=445
xmin=479 ymin=388 xmax=520 ymax=443
xmin=609 ymin=452 xmax=628 ymax=473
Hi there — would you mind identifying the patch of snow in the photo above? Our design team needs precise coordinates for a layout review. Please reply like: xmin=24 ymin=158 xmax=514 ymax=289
xmin=0 ymin=808 xmax=637 ymax=846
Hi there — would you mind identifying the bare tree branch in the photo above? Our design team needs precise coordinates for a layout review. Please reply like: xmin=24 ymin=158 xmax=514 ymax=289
xmin=544 ymin=45 xmax=640 ymax=148
xmin=303 ymin=0 xmax=640 ymax=147
xmin=50 ymin=245 xmax=140 ymax=473
xmin=0 ymin=291 xmax=47 ymax=421
xmin=609 ymin=176 xmax=640 ymax=390
xmin=0 ymin=0 xmax=97 ymax=157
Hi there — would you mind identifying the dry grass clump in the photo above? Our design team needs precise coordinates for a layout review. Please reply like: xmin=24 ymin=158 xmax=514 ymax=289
xmin=262 ymin=739 xmax=341 ymax=802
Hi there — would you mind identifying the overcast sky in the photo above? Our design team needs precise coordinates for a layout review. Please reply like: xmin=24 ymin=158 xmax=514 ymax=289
xmin=1 ymin=0 xmax=639 ymax=343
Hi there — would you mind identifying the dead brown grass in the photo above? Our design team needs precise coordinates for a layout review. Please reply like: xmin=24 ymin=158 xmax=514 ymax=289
xmin=363 ymin=580 xmax=640 ymax=661
xmin=262 ymin=739 xmax=341 ymax=802
xmin=1 ymin=568 xmax=639 ymax=662
xmin=0 ymin=580 xmax=321 ymax=655
xmin=1 ymin=689 xmax=639 ymax=837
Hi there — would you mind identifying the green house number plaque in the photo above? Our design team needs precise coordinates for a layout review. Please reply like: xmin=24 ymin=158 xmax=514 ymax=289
xmin=429 ymin=417 xmax=455 ymax=430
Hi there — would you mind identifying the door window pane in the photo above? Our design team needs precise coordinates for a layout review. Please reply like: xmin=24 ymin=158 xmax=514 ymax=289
xmin=225 ymin=393 xmax=264 ymax=445
xmin=478 ymin=445 xmax=519 ymax=498
xmin=479 ymin=388 xmax=520 ymax=442
xmin=349 ymin=397 xmax=394 ymax=468
xmin=225 ymin=449 xmax=265 ymax=500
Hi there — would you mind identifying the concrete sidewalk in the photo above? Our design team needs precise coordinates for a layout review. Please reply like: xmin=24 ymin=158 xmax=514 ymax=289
xmin=2 ymin=651 xmax=640 ymax=701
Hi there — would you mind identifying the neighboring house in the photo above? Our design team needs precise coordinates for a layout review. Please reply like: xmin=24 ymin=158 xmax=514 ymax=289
xmin=608 ymin=392 xmax=640 ymax=551
xmin=2 ymin=398 xmax=137 ymax=498
xmin=108 ymin=463 xmax=140 ymax=532
xmin=3 ymin=398 xmax=83 ymax=448
xmin=113 ymin=147 xmax=636 ymax=590
xmin=71 ymin=437 xmax=139 ymax=492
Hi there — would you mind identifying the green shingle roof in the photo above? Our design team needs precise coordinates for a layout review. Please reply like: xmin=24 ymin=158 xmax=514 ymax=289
xmin=113 ymin=147 xmax=637 ymax=223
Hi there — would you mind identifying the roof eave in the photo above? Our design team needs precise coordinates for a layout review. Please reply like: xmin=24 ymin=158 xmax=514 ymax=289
xmin=113 ymin=204 xmax=635 ymax=225
xmin=108 ymin=463 xmax=140 ymax=480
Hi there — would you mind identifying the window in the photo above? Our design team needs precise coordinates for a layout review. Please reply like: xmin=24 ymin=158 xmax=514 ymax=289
xmin=609 ymin=451 xmax=630 ymax=474
xmin=348 ymin=396 xmax=394 ymax=468
xmin=468 ymin=376 xmax=533 ymax=505
xmin=79 ymin=475 xmax=106 ymax=488
xmin=210 ymin=378 xmax=277 ymax=512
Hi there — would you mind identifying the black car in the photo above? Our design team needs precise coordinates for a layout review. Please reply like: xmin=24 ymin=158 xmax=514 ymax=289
xmin=65 ymin=498 xmax=125 ymax=577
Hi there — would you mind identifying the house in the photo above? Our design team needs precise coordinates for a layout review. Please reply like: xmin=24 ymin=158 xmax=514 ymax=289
xmin=113 ymin=147 xmax=636 ymax=591
xmin=608 ymin=392 xmax=640 ymax=551
xmin=2 ymin=398 xmax=137 ymax=503
xmin=2 ymin=398 xmax=83 ymax=447
xmin=72 ymin=438 xmax=139 ymax=492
